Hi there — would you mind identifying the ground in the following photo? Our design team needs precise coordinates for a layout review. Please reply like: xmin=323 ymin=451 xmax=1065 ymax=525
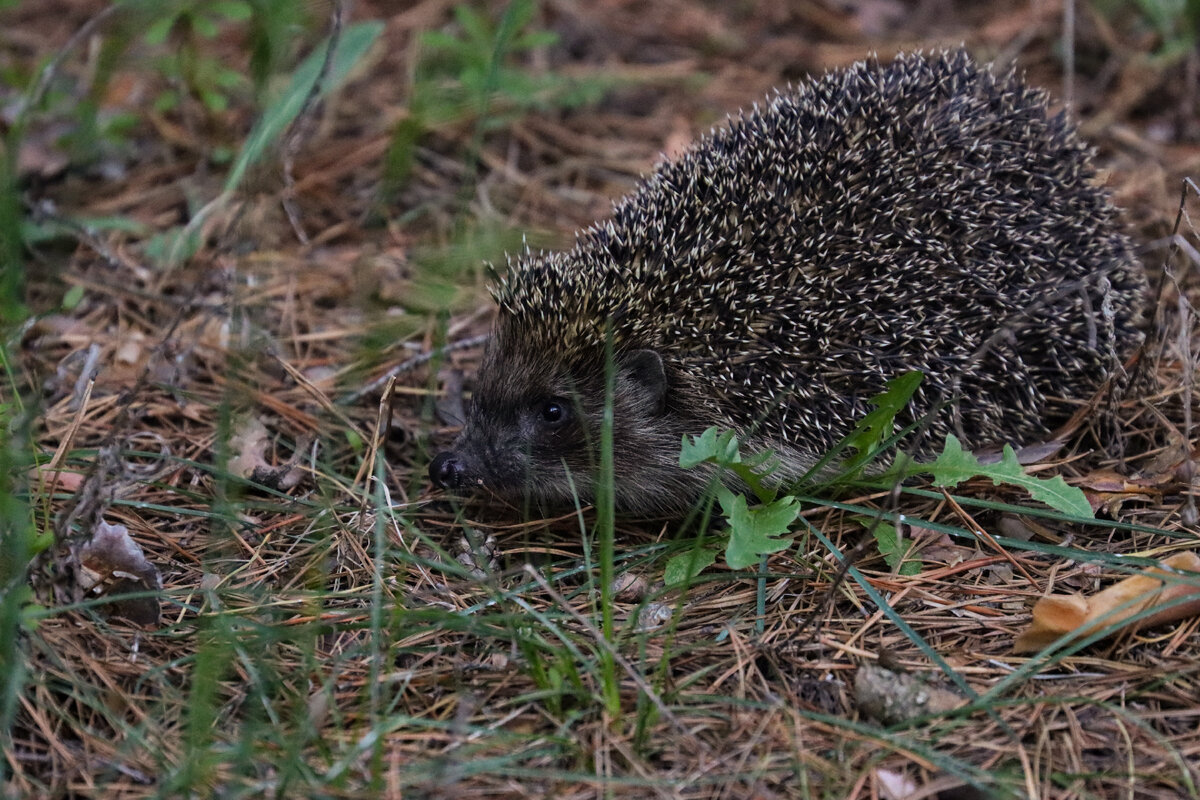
xmin=3 ymin=1 xmax=1200 ymax=798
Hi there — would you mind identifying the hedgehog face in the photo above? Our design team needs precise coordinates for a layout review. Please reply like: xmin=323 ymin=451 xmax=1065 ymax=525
xmin=429 ymin=340 xmax=697 ymax=513
xmin=429 ymin=353 xmax=596 ymax=507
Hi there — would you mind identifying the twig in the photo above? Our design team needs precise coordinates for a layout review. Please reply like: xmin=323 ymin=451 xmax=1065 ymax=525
xmin=939 ymin=488 xmax=1040 ymax=589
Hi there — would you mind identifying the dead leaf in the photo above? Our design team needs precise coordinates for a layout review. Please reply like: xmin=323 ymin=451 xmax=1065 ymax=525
xmin=227 ymin=416 xmax=307 ymax=490
xmin=77 ymin=520 xmax=162 ymax=627
xmin=902 ymin=524 xmax=972 ymax=565
xmin=1078 ymin=467 xmax=1169 ymax=514
xmin=1014 ymin=552 xmax=1200 ymax=653
xmin=31 ymin=466 xmax=84 ymax=493
xmin=1077 ymin=467 xmax=1173 ymax=493
xmin=875 ymin=767 xmax=917 ymax=800
xmin=114 ymin=331 xmax=146 ymax=366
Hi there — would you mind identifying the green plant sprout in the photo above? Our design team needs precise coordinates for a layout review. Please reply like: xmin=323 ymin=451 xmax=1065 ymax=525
xmin=670 ymin=371 xmax=1094 ymax=584
xmin=383 ymin=0 xmax=616 ymax=198
xmin=144 ymin=0 xmax=254 ymax=115
xmin=1095 ymin=0 xmax=1200 ymax=61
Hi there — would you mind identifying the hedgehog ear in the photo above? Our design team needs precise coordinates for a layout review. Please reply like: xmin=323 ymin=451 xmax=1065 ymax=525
xmin=619 ymin=349 xmax=667 ymax=416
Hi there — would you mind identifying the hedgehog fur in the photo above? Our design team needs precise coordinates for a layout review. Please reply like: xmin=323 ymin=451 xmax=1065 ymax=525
xmin=429 ymin=49 xmax=1147 ymax=515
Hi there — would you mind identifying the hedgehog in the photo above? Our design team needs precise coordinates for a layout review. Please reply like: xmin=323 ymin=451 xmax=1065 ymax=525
xmin=428 ymin=49 xmax=1147 ymax=516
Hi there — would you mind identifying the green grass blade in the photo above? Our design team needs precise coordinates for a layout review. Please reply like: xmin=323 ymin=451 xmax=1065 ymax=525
xmin=224 ymin=20 xmax=383 ymax=194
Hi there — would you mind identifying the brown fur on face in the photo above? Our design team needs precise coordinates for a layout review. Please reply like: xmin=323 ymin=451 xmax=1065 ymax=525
xmin=439 ymin=324 xmax=749 ymax=515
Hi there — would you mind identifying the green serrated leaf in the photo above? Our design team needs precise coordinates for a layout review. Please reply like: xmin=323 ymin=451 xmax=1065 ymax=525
xmin=925 ymin=434 xmax=978 ymax=484
xmin=679 ymin=427 xmax=740 ymax=469
xmin=843 ymin=371 xmax=923 ymax=457
xmin=865 ymin=519 xmax=921 ymax=576
xmin=664 ymin=547 xmax=720 ymax=587
xmin=927 ymin=435 xmax=1093 ymax=518
xmin=722 ymin=488 xmax=799 ymax=570
xmin=679 ymin=428 xmax=778 ymax=502
xmin=799 ymin=370 xmax=924 ymax=485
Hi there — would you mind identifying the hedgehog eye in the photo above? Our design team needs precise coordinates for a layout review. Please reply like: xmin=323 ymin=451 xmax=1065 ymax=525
xmin=538 ymin=398 xmax=569 ymax=426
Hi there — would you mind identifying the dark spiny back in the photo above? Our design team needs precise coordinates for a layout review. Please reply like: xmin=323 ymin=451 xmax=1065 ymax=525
xmin=494 ymin=49 xmax=1145 ymax=454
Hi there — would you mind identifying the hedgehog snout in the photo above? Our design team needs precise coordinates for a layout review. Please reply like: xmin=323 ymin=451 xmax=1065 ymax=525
xmin=429 ymin=450 xmax=465 ymax=489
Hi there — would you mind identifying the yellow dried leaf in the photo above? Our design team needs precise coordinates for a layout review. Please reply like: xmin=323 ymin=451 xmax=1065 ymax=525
xmin=1014 ymin=552 xmax=1200 ymax=653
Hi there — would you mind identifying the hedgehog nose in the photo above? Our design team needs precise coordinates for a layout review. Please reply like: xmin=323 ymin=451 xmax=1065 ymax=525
xmin=429 ymin=451 xmax=463 ymax=489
